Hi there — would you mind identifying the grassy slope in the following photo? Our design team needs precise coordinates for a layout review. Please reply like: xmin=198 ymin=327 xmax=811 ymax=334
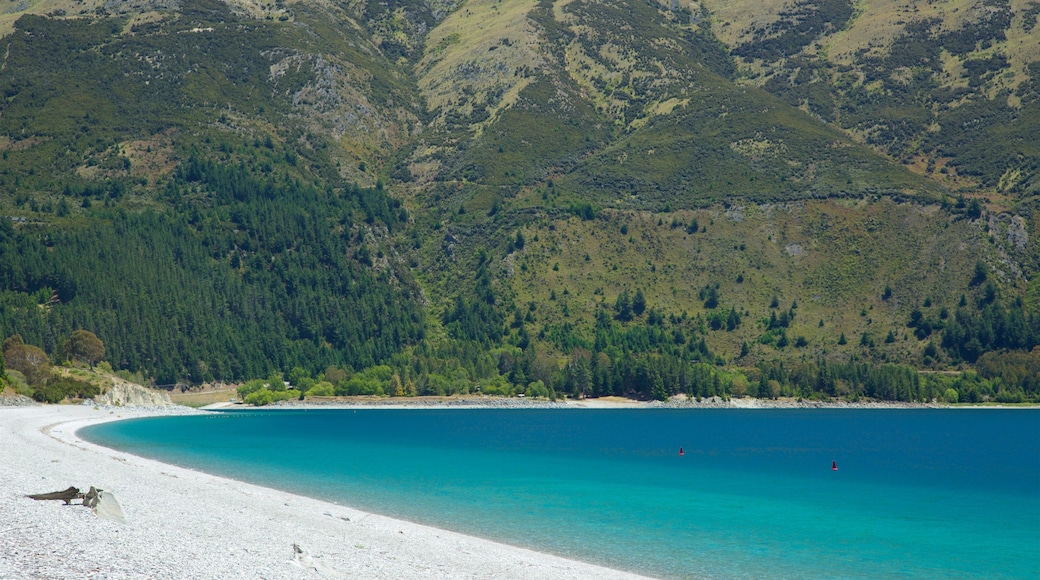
xmin=698 ymin=0 xmax=1040 ymax=200
xmin=703 ymin=0 xmax=1040 ymax=87
xmin=400 ymin=0 xmax=1034 ymax=373
xmin=403 ymin=0 xmax=938 ymax=207
xmin=451 ymin=198 xmax=1012 ymax=366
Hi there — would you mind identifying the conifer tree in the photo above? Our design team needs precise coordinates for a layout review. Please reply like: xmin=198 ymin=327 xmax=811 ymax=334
xmin=614 ymin=290 xmax=633 ymax=321
xmin=632 ymin=289 xmax=647 ymax=316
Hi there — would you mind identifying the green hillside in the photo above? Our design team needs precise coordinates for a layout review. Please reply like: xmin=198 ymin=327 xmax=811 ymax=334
xmin=0 ymin=2 xmax=427 ymax=383
xmin=0 ymin=0 xmax=1037 ymax=403
xmin=403 ymin=0 xmax=937 ymax=206
xmin=702 ymin=0 xmax=1040 ymax=201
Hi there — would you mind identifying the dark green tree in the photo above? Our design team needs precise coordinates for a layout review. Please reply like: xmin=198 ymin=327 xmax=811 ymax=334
xmin=726 ymin=307 xmax=741 ymax=331
xmin=615 ymin=290 xmax=633 ymax=321
xmin=632 ymin=289 xmax=647 ymax=316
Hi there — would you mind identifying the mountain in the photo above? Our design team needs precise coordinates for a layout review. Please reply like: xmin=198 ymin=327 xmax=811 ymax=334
xmin=0 ymin=0 xmax=1037 ymax=400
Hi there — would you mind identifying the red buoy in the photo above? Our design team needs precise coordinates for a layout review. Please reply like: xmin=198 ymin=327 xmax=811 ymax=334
xmin=832 ymin=460 xmax=838 ymax=471
xmin=679 ymin=447 xmax=685 ymax=456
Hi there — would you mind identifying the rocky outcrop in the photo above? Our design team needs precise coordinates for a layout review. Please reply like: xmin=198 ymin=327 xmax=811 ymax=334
xmin=95 ymin=382 xmax=172 ymax=407
xmin=0 ymin=394 xmax=37 ymax=406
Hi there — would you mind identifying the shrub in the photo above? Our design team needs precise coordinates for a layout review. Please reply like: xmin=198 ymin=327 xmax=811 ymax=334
xmin=995 ymin=389 xmax=1024 ymax=404
xmin=306 ymin=382 xmax=335 ymax=397
xmin=337 ymin=376 xmax=384 ymax=396
xmin=526 ymin=380 xmax=549 ymax=399
xmin=237 ymin=379 xmax=266 ymax=399
xmin=30 ymin=376 xmax=99 ymax=403
xmin=242 ymin=388 xmax=293 ymax=406
xmin=244 ymin=389 xmax=274 ymax=406
xmin=4 ymin=343 xmax=51 ymax=386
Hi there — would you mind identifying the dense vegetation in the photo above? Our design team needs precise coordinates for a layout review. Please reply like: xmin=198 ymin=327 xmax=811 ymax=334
xmin=0 ymin=162 xmax=424 ymax=384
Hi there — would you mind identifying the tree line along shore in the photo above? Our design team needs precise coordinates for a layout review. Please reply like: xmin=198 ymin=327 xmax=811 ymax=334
xmin=5 ymin=328 xmax=1037 ymax=409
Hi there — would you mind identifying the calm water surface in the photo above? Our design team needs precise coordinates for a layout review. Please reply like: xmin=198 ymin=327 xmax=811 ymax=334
xmin=82 ymin=409 xmax=1040 ymax=579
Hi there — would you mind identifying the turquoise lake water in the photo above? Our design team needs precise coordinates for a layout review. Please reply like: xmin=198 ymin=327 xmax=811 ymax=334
xmin=81 ymin=409 xmax=1039 ymax=579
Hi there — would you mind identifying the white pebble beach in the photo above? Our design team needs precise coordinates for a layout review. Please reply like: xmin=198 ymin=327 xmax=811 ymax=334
xmin=0 ymin=406 xmax=652 ymax=580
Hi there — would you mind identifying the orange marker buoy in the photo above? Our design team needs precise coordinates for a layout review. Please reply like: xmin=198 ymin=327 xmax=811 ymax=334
xmin=679 ymin=447 xmax=685 ymax=456
xmin=832 ymin=460 xmax=838 ymax=471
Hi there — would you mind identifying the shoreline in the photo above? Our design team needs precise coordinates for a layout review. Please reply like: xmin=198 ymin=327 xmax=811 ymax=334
xmin=198 ymin=394 xmax=1034 ymax=410
xmin=0 ymin=405 xmax=652 ymax=579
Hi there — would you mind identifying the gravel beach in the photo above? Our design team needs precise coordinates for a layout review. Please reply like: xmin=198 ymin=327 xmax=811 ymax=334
xmin=0 ymin=405 xmax=652 ymax=580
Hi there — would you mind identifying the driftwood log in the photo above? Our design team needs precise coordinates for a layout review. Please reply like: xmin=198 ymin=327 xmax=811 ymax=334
xmin=27 ymin=486 xmax=84 ymax=505
xmin=27 ymin=486 xmax=122 ymax=522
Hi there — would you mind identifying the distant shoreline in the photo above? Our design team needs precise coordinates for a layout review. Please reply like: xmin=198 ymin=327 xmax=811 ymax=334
xmin=199 ymin=394 xmax=1038 ymax=411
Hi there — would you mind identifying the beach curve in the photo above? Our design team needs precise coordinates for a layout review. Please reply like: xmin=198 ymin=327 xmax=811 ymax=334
xmin=0 ymin=405 xmax=654 ymax=580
